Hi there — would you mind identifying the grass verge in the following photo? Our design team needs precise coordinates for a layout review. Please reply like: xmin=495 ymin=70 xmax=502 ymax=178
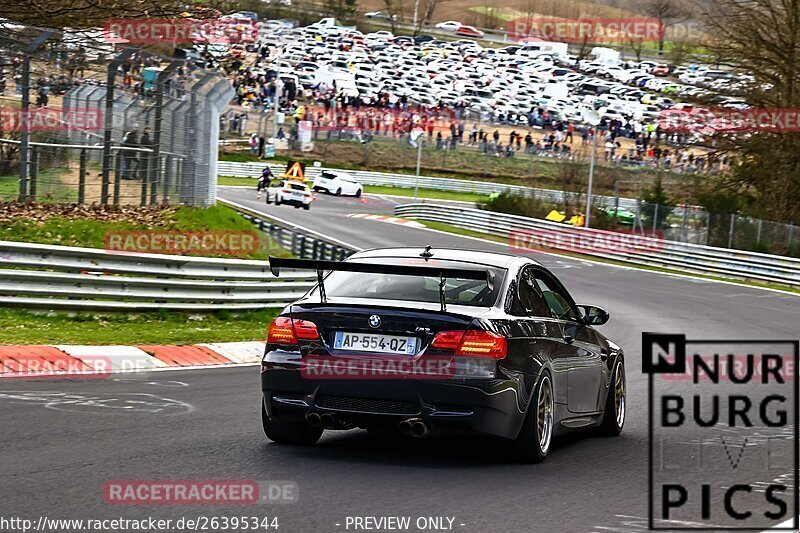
xmin=0 ymin=203 xmax=291 ymax=260
xmin=420 ymin=220 xmax=800 ymax=295
xmin=0 ymin=308 xmax=278 ymax=345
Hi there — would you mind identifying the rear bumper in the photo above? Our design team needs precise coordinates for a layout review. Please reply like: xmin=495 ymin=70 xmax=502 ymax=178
xmin=279 ymin=197 xmax=311 ymax=207
xmin=261 ymin=351 xmax=531 ymax=440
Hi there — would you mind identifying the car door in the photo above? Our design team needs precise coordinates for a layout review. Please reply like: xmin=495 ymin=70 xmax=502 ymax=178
xmin=510 ymin=266 xmax=574 ymax=408
xmin=530 ymin=268 xmax=607 ymax=414
xmin=269 ymin=180 xmax=284 ymax=202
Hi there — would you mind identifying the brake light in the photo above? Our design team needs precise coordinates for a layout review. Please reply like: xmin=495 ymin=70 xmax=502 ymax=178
xmin=294 ymin=319 xmax=320 ymax=340
xmin=457 ymin=330 xmax=507 ymax=358
xmin=267 ymin=317 xmax=320 ymax=345
xmin=431 ymin=330 xmax=463 ymax=351
xmin=268 ymin=317 xmax=296 ymax=344
xmin=431 ymin=330 xmax=507 ymax=359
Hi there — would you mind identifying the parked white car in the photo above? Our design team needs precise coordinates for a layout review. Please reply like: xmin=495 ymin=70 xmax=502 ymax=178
xmin=266 ymin=180 xmax=312 ymax=209
xmin=312 ymin=170 xmax=363 ymax=197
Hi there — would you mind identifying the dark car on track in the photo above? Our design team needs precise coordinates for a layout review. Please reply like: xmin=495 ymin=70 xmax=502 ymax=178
xmin=261 ymin=247 xmax=625 ymax=462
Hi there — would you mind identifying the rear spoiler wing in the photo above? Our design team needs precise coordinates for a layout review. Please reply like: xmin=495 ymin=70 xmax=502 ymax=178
xmin=268 ymin=257 xmax=492 ymax=312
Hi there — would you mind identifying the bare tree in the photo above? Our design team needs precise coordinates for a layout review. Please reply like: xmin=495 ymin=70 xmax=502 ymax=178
xmin=697 ymin=0 xmax=800 ymax=224
xmin=418 ymin=0 xmax=453 ymax=32
xmin=0 ymin=0 xmax=232 ymax=29
xmin=381 ymin=0 xmax=405 ymax=33
xmin=643 ymin=0 xmax=689 ymax=52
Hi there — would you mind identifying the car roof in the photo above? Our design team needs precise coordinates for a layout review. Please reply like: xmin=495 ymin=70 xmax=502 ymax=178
xmin=350 ymin=247 xmax=542 ymax=269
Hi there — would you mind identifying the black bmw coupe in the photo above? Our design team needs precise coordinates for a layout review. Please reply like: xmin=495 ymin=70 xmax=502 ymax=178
xmin=261 ymin=247 xmax=625 ymax=462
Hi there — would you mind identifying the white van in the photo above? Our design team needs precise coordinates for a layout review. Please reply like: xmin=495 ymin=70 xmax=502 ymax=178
xmin=517 ymin=41 xmax=568 ymax=61
xmin=313 ymin=65 xmax=358 ymax=96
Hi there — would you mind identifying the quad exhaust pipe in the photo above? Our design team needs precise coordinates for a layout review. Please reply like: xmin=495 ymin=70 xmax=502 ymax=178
xmin=306 ymin=412 xmax=352 ymax=429
xmin=306 ymin=412 xmax=322 ymax=427
xmin=398 ymin=418 xmax=430 ymax=437
xmin=320 ymin=413 xmax=336 ymax=428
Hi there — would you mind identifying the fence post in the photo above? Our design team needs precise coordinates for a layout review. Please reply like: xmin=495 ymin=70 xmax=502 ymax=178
xmin=152 ymin=61 xmax=180 ymax=205
xmin=29 ymin=147 xmax=38 ymax=200
xmin=140 ymin=161 xmax=148 ymax=206
xmin=756 ymin=219 xmax=762 ymax=245
xmin=18 ymin=30 xmax=53 ymax=203
xmin=113 ymin=153 xmax=122 ymax=205
xmin=728 ymin=214 xmax=736 ymax=248
xmin=652 ymin=203 xmax=659 ymax=232
xmin=788 ymin=225 xmax=796 ymax=252
xmin=681 ymin=206 xmax=689 ymax=242
xmin=102 ymin=49 xmax=136 ymax=205
xmin=78 ymin=148 xmax=87 ymax=205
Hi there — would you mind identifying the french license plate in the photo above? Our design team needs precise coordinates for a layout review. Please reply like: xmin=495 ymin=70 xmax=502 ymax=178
xmin=333 ymin=332 xmax=417 ymax=355
xmin=292 ymin=192 xmax=304 ymax=198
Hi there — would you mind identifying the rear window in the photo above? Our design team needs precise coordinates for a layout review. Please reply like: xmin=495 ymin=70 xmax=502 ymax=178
xmin=289 ymin=183 xmax=306 ymax=191
xmin=318 ymin=261 xmax=505 ymax=307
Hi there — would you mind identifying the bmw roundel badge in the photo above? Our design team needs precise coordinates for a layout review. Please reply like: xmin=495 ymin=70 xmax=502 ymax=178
xmin=368 ymin=315 xmax=381 ymax=328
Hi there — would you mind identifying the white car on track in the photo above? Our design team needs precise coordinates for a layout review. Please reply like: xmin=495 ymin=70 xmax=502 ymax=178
xmin=266 ymin=180 xmax=312 ymax=209
xmin=435 ymin=21 xmax=462 ymax=32
xmin=312 ymin=170 xmax=363 ymax=197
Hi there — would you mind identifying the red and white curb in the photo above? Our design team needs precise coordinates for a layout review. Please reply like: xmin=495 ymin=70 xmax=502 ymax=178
xmin=347 ymin=213 xmax=425 ymax=228
xmin=0 ymin=341 xmax=265 ymax=377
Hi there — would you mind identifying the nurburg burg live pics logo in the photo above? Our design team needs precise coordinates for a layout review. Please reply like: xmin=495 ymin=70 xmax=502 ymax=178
xmin=643 ymin=332 xmax=798 ymax=530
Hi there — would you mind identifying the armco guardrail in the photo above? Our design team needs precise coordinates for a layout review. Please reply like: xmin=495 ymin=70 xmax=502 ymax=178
xmin=216 ymin=161 xmax=637 ymax=210
xmin=219 ymin=198 xmax=357 ymax=260
xmin=0 ymin=240 xmax=316 ymax=311
xmin=393 ymin=204 xmax=800 ymax=288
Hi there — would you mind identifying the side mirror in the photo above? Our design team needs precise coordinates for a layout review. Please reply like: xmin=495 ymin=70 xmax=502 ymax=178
xmin=578 ymin=304 xmax=610 ymax=326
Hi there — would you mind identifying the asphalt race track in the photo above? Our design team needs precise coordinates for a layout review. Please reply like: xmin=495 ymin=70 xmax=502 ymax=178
xmin=2 ymin=188 xmax=798 ymax=532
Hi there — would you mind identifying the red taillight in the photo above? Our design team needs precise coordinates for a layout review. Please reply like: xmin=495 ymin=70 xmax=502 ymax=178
xmin=457 ymin=330 xmax=507 ymax=358
xmin=294 ymin=319 xmax=320 ymax=340
xmin=431 ymin=330 xmax=507 ymax=359
xmin=267 ymin=317 xmax=320 ymax=345
xmin=268 ymin=316 xmax=296 ymax=345
xmin=431 ymin=330 xmax=463 ymax=351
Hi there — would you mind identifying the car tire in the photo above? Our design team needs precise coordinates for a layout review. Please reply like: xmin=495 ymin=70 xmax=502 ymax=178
xmin=261 ymin=402 xmax=323 ymax=445
xmin=510 ymin=371 xmax=555 ymax=463
xmin=355 ymin=188 xmax=362 ymax=197
xmin=335 ymin=188 xmax=342 ymax=196
xmin=303 ymin=204 xmax=310 ymax=210
xmin=313 ymin=186 xmax=320 ymax=192
xmin=275 ymin=197 xmax=281 ymax=206
xmin=265 ymin=193 xmax=271 ymax=204
xmin=599 ymin=358 xmax=625 ymax=437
